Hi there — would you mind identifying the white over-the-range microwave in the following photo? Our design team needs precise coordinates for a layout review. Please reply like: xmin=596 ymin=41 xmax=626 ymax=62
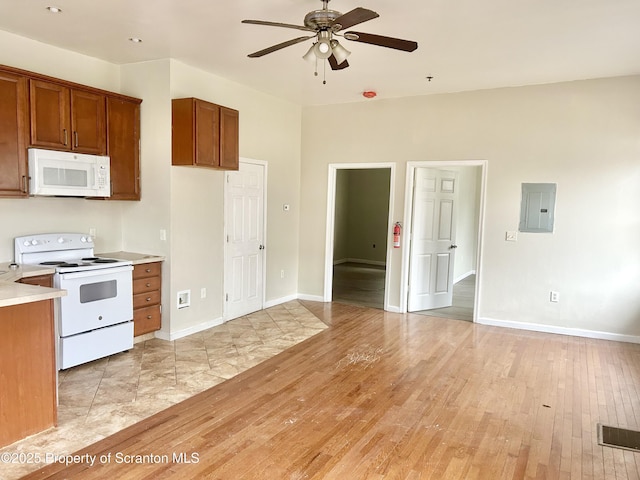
xmin=28 ymin=148 xmax=111 ymax=197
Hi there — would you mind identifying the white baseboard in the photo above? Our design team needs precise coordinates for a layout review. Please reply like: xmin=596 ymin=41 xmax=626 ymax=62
xmin=297 ymin=293 xmax=325 ymax=302
xmin=477 ymin=316 xmax=640 ymax=344
xmin=333 ymin=258 xmax=386 ymax=267
xmin=264 ymin=294 xmax=298 ymax=309
xmin=454 ymin=270 xmax=476 ymax=284
xmin=155 ymin=316 xmax=224 ymax=342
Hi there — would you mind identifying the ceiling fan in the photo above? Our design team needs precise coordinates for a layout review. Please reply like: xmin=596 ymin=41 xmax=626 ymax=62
xmin=242 ymin=0 xmax=418 ymax=78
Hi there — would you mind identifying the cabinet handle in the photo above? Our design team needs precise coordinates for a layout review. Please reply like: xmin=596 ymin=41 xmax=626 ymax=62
xmin=74 ymin=131 xmax=79 ymax=148
xmin=22 ymin=175 xmax=28 ymax=194
xmin=63 ymin=129 xmax=68 ymax=146
xmin=146 ymin=297 xmax=152 ymax=302
xmin=145 ymin=268 xmax=151 ymax=273
xmin=146 ymin=315 xmax=152 ymax=319
xmin=146 ymin=283 xmax=151 ymax=287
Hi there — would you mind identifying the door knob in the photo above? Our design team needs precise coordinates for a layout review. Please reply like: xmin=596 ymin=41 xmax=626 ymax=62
xmin=449 ymin=244 xmax=458 ymax=249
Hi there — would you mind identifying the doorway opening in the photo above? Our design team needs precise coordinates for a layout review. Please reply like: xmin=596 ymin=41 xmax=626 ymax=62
xmin=401 ymin=161 xmax=486 ymax=321
xmin=324 ymin=163 xmax=395 ymax=310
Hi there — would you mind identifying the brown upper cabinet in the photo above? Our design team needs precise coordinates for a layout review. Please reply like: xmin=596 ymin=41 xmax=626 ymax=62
xmin=0 ymin=69 xmax=29 ymax=197
xmin=0 ymin=64 xmax=141 ymax=200
xmin=30 ymin=80 xmax=107 ymax=155
xmin=107 ymin=97 xmax=141 ymax=200
xmin=172 ymin=97 xmax=239 ymax=170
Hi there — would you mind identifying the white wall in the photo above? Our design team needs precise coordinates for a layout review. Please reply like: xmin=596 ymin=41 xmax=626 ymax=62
xmin=300 ymin=76 xmax=640 ymax=338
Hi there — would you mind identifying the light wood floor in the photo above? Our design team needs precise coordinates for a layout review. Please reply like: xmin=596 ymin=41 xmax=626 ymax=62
xmin=333 ymin=262 xmax=386 ymax=309
xmin=22 ymin=302 xmax=640 ymax=479
xmin=414 ymin=274 xmax=476 ymax=322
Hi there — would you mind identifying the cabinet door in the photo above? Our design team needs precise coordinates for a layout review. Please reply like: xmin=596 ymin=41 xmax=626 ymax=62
xmin=195 ymin=100 xmax=220 ymax=167
xmin=29 ymin=79 xmax=71 ymax=149
xmin=107 ymin=97 xmax=140 ymax=200
xmin=219 ymin=106 xmax=239 ymax=170
xmin=0 ymin=70 xmax=29 ymax=197
xmin=71 ymin=89 xmax=106 ymax=154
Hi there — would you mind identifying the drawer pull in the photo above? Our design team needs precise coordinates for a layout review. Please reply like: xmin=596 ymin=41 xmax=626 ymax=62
xmin=147 ymin=315 xmax=152 ymax=319
xmin=146 ymin=283 xmax=151 ymax=287
xmin=146 ymin=297 xmax=152 ymax=302
xmin=145 ymin=268 xmax=151 ymax=273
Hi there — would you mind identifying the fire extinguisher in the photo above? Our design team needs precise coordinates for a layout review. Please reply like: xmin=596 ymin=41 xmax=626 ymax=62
xmin=393 ymin=222 xmax=402 ymax=248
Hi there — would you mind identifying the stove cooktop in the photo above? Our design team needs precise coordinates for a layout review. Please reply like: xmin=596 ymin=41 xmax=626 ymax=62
xmin=14 ymin=233 xmax=133 ymax=273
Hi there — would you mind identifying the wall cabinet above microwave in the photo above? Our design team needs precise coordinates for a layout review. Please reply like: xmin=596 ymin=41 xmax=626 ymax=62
xmin=171 ymin=97 xmax=239 ymax=171
xmin=0 ymin=64 xmax=141 ymax=200
xmin=29 ymin=80 xmax=106 ymax=155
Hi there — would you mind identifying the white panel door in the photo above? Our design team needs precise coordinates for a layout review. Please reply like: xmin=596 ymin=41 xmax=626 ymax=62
xmin=408 ymin=168 xmax=458 ymax=311
xmin=224 ymin=162 xmax=265 ymax=320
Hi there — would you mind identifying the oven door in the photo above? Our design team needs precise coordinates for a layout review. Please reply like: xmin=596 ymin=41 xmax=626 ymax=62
xmin=57 ymin=265 xmax=133 ymax=337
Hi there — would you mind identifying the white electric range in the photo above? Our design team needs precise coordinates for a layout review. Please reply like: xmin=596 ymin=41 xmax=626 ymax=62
xmin=15 ymin=233 xmax=134 ymax=369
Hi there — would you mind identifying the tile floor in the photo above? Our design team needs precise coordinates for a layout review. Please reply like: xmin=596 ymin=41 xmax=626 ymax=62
xmin=1 ymin=301 xmax=327 ymax=480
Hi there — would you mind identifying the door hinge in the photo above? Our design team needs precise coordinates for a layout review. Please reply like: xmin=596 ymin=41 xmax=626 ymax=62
xmin=225 ymin=293 xmax=229 ymax=301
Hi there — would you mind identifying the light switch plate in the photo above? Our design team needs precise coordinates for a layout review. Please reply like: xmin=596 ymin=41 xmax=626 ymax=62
xmin=506 ymin=231 xmax=518 ymax=242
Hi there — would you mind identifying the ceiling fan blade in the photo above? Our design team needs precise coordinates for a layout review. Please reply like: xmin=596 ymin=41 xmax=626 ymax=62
xmin=242 ymin=19 xmax=316 ymax=33
xmin=331 ymin=7 xmax=379 ymax=31
xmin=345 ymin=31 xmax=418 ymax=52
xmin=328 ymin=55 xmax=349 ymax=70
xmin=247 ymin=36 xmax=315 ymax=58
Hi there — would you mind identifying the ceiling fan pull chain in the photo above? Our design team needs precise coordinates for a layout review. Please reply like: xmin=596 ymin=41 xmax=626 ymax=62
xmin=323 ymin=59 xmax=327 ymax=84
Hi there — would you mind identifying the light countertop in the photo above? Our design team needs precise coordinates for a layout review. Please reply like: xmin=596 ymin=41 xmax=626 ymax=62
xmin=0 ymin=263 xmax=65 ymax=308
xmin=0 ymin=252 xmax=163 ymax=308
xmin=97 ymin=252 xmax=165 ymax=265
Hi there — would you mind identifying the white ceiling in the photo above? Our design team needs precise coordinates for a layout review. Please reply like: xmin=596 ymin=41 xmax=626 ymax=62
xmin=1 ymin=0 xmax=639 ymax=106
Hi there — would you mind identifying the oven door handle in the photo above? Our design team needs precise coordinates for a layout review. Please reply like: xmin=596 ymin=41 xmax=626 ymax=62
xmin=58 ymin=265 xmax=133 ymax=280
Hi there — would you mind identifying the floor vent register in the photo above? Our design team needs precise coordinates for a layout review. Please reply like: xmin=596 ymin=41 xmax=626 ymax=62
xmin=598 ymin=424 xmax=640 ymax=452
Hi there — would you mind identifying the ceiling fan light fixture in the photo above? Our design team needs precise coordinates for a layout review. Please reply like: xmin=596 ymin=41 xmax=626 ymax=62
xmin=314 ymin=38 xmax=332 ymax=59
xmin=303 ymin=44 xmax=316 ymax=62
xmin=330 ymin=39 xmax=351 ymax=64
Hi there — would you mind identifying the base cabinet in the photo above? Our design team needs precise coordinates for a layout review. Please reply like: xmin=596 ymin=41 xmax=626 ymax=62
xmin=0 ymin=300 xmax=57 ymax=448
xmin=133 ymin=262 xmax=162 ymax=336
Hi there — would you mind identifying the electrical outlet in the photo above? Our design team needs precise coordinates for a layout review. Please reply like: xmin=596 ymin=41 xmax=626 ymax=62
xmin=200 ymin=288 xmax=207 ymax=299
xmin=89 ymin=228 xmax=96 ymax=237
xmin=160 ymin=229 xmax=167 ymax=241
xmin=550 ymin=291 xmax=560 ymax=303
xmin=281 ymin=269 xmax=285 ymax=279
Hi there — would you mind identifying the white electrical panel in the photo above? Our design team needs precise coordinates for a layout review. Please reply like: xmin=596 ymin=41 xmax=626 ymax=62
xmin=519 ymin=183 xmax=557 ymax=233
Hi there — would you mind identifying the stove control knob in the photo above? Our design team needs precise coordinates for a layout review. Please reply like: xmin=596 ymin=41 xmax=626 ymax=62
xmin=87 ymin=236 xmax=93 ymax=243
xmin=58 ymin=237 xmax=65 ymax=244
xmin=23 ymin=240 xmax=31 ymax=247
xmin=31 ymin=239 xmax=39 ymax=246
xmin=81 ymin=236 xmax=87 ymax=243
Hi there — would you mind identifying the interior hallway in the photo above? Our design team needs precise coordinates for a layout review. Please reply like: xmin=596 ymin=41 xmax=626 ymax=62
xmin=333 ymin=262 xmax=475 ymax=321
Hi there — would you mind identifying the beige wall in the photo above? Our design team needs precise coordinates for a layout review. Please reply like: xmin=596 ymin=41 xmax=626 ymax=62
xmin=0 ymin=30 xmax=125 ymax=260
xmin=167 ymin=61 xmax=302 ymax=335
xmin=2 ymin=25 xmax=640 ymax=341
xmin=300 ymin=76 xmax=640 ymax=338
xmin=333 ymin=169 xmax=390 ymax=265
